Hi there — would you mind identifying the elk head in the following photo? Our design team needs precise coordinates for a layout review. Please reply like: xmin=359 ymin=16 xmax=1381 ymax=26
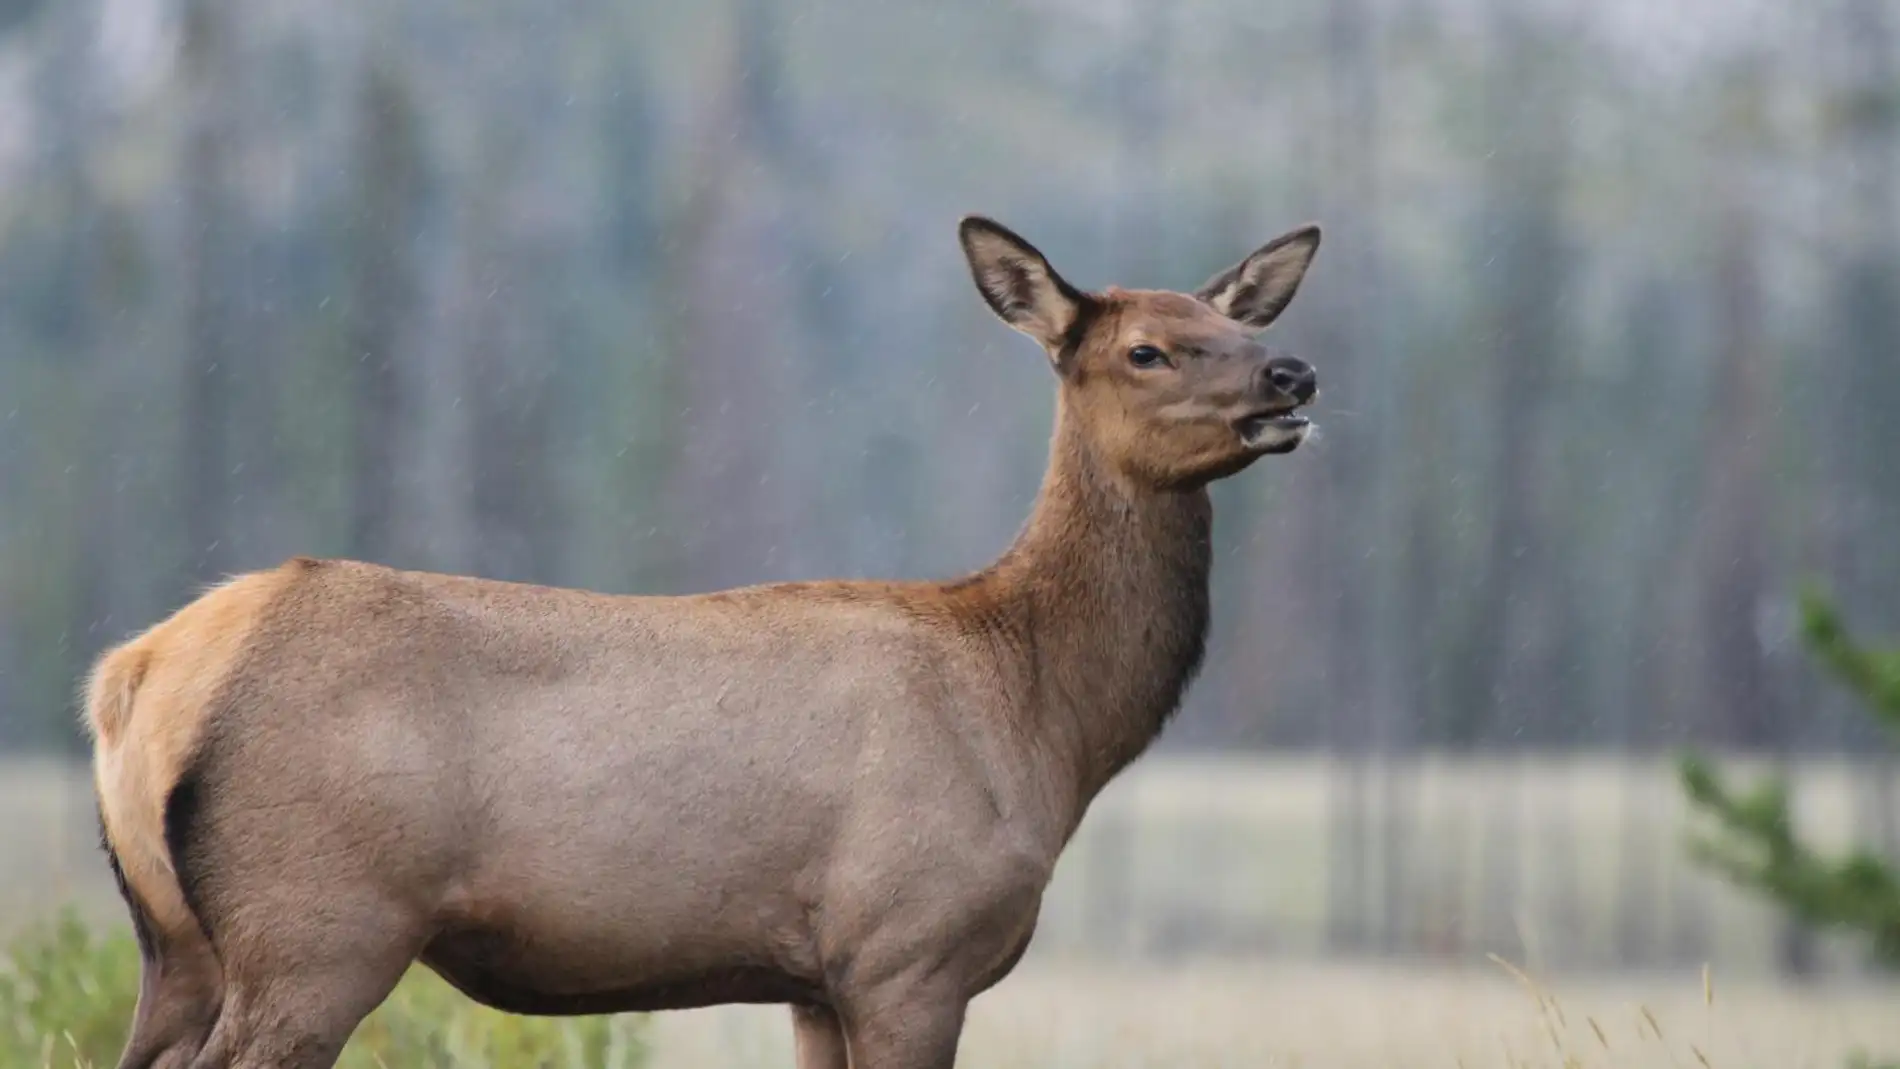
xmin=959 ymin=216 xmax=1322 ymax=490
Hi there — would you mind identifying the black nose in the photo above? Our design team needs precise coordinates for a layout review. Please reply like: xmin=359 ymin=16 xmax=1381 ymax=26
xmin=1264 ymin=356 xmax=1317 ymax=403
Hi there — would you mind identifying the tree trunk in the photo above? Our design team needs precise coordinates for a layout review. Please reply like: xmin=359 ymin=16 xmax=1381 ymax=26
xmin=177 ymin=0 xmax=236 ymax=588
xmin=346 ymin=60 xmax=425 ymax=566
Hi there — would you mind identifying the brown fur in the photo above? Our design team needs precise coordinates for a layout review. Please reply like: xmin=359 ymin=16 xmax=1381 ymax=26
xmin=88 ymin=215 xmax=1320 ymax=1069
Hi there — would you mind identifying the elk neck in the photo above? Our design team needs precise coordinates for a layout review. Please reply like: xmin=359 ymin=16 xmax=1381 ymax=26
xmin=960 ymin=396 xmax=1214 ymax=831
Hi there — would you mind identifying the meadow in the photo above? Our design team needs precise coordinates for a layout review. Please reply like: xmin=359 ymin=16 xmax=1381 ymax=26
xmin=643 ymin=960 xmax=1900 ymax=1069
xmin=8 ymin=915 xmax=1897 ymax=1069
xmin=9 ymin=754 xmax=1900 ymax=1067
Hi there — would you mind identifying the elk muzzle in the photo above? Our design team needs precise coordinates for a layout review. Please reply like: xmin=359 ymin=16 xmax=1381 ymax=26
xmin=1235 ymin=353 xmax=1317 ymax=454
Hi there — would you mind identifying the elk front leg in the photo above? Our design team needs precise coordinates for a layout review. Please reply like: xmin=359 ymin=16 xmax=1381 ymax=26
xmin=791 ymin=1003 xmax=849 ymax=1069
xmin=837 ymin=980 xmax=966 ymax=1069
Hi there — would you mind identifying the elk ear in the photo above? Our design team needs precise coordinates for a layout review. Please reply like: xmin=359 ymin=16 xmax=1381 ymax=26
xmin=1196 ymin=224 xmax=1322 ymax=330
xmin=958 ymin=216 xmax=1088 ymax=354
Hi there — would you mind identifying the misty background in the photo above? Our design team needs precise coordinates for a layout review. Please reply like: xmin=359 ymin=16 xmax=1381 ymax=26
xmin=4 ymin=0 xmax=1899 ymax=982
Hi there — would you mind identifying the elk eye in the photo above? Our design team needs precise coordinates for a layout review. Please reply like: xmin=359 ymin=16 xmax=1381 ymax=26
xmin=1128 ymin=345 xmax=1169 ymax=369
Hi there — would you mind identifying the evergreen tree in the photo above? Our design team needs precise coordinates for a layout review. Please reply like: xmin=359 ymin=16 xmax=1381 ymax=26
xmin=1680 ymin=586 xmax=1900 ymax=966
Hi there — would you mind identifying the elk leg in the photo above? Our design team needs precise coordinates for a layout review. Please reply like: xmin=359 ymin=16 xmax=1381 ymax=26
xmin=837 ymin=982 xmax=966 ymax=1069
xmin=186 ymin=900 xmax=418 ymax=1069
xmin=791 ymin=1003 xmax=850 ymax=1069
xmin=116 ymin=942 xmax=221 ymax=1069
xmin=189 ymin=960 xmax=408 ymax=1069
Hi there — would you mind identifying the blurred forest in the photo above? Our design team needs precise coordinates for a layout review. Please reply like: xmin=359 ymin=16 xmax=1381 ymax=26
xmin=2 ymin=0 xmax=1898 ymax=777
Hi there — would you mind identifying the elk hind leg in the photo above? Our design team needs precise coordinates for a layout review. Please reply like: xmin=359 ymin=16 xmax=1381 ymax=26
xmin=113 ymin=937 xmax=220 ymax=1069
xmin=186 ymin=904 xmax=420 ymax=1069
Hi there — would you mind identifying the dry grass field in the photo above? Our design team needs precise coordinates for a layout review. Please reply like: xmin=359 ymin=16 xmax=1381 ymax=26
xmin=0 ymin=757 xmax=118 ymax=931
xmin=643 ymin=960 xmax=1900 ymax=1069
xmin=1038 ymin=752 xmax=1892 ymax=974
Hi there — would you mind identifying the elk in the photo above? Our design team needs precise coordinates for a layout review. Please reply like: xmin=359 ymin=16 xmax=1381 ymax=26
xmin=86 ymin=214 xmax=1322 ymax=1069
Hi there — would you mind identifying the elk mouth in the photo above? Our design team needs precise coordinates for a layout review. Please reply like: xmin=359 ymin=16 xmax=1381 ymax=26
xmin=1236 ymin=410 xmax=1312 ymax=454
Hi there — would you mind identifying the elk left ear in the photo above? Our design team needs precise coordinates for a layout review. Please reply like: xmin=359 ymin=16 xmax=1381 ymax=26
xmin=958 ymin=215 xmax=1089 ymax=355
xmin=1195 ymin=224 xmax=1322 ymax=330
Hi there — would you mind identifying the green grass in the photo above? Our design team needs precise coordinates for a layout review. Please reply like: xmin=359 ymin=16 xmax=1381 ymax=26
xmin=0 ymin=910 xmax=650 ymax=1069
xmin=0 ymin=910 xmax=137 ymax=1069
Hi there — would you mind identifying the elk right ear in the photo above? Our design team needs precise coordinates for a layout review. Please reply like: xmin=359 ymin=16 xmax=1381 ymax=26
xmin=1196 ymin=224 xmax=1322 ymax=330
xmin=958 ymin=216 xmax=1088 ymax=355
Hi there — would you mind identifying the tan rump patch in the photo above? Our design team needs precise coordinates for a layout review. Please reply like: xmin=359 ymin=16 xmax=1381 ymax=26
xmin=89 ymin=558 xmax=311 ymax=940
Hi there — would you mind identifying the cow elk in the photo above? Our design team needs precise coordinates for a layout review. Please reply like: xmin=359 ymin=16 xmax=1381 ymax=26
xmin=87 ymin=214 xmax=1322 ymax=1069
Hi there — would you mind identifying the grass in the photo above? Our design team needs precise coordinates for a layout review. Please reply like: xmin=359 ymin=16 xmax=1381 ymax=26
xmin=4 ymin=909 xmax=1899 ymax=1068
xmin=0 ymin=910 xmax=650 ymax=1069
xmin=12 ymin=755 xmax=1900 ymax=1066
xmin=641 ymin=957 xmax=1900 ymax=1069
xmin=0 ymin=910 xmax=136 ymax=1068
